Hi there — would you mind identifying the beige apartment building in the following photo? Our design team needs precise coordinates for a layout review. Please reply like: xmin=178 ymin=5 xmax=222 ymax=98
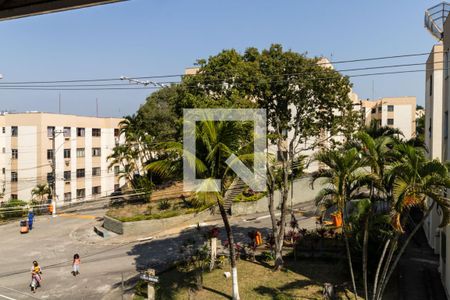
xmin=424 ymin=9 xmax=450 ymax=295
xmin=360 ymin=96 xmax=417 ymax=140
xmin=0 ymin=112 xmax=124 ymax=205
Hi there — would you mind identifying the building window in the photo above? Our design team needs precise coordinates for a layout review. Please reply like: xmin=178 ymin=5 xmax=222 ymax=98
xmin=76 ymin=188 xmax=85 ymax=199
xmin=2 ymin=147 xmax=5 ymax=154
xmin=92 ymin=167 xmax=101 ymax=176
xmin=63 ymin=127 xmax=71 ymax=138
xmin=2 ymin=168 xmax=4 ymax=174
xmin=378 ymin=106 xmax=382 ymax=112
xmin=2 ymin=127 xmax=5 ymax=134
xmin=64 ymin=192 xmax=72 ymax=202
xmin=10 ymin=194 xmax=17 ymax=200
xmin=429 ymin=118 xmax=432 ymax=138
xmin=114 ymin=128 xmax=120 ymax=137
xmin=114 ymin=184 xmax=120 ymax=191
xmin=47 ymin=149 xmax=54 ymax=160
xmin=387 ymin=118 xmax=394 ymax=126
xmin=92 ymin=128 xmax=101 ymax=137
xmin=47 ymin=172 xmax=53 ymax=183
xmin=64 ymin=171 xmax=71 ymax=181
xmin=11 ymin=126 xmax=18 ymax=137
xmin=114 ymin=166 xmax=120 ymax=175
xmin=92 ymin=148 xmax=101 ymax=157
xmin=64 ymin=149 xmax=71 ymax=159
xmin=430 ymin=74 xmax=433 ymax=96
xmin=11 ymin=172 xmax=17 ymax=182
xmin=387 ymin=105 xmax=394 ymax=112
xmin=11 ymin=149 xmax=18 ymax=159
xmin=92 ymin=186 xmax=101 ymax=195
xmin=47 ymin=126 xmax=55 ymax=137
xmin=445 ymin=111 xmax=449 ymax=139
xmin=371 ymin=108 xmax=376 ymax=114
xmin=76 ymin=169 xmax=85 ymax=178
xmin=446 ymin=51 xmax=449 ymax=79
xmin=76 ymin=127 xmax=85 ymax=137
xmin=76 ymin=148 xmax=85 ymax=158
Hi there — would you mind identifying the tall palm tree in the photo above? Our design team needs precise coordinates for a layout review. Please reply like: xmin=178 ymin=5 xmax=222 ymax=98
xmin=373 ymin=144 xmax=450 ymax=300
xmin=31 ymin=184 xmax=51 ymax=203
xmin=312 ymin=148 xmax=367 ymax=299
xmin=147 ymin=120 xmax=253 ymax=300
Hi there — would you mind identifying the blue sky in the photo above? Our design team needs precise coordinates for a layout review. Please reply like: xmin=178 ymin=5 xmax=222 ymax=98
xmin=0 ymin=0 xmax=440 ymax=117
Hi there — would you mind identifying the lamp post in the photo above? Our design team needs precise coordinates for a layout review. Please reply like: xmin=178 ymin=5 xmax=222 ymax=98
xmin=119 ymin=76 xmax=167 ymax=88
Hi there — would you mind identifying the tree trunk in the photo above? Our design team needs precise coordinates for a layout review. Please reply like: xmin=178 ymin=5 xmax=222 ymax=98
xmin=377 ymin=203 xmax=435 ymax=299
xmin=210 ymin=237 xmax=217 ymax=271
xmin=363 ymin=215 xmax=369 ymax=300
xmin=342 ymin=220 xmax=358 ymax=299
xmin=217 ymin=201 xmax=240 ymax=300
xmin=371 ymin=239 xmax=390 ymax=300
xmin=374 ymin=235 xmax=398 ymax=300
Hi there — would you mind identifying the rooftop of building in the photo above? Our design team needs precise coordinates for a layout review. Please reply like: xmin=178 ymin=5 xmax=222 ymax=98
xmin=0 ymin=111 xmax=123 ymax=120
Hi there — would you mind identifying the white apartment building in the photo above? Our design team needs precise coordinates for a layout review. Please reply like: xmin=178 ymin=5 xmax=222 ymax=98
xmin=360 ymin=97 xmax=417 ymax=140
xmin=0 ymin=112 xmax=125 ymax=205
xmin=424 ymin=44 xmax=445 ymax=258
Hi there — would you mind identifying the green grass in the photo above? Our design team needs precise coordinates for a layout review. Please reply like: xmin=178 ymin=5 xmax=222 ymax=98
xmin=233 ymin=191 xmax=267 ymax=203
xmin=135 ymin=259 xmax=367 ymax=300
xmin=106 ymin=201 xmax=211 ymax=222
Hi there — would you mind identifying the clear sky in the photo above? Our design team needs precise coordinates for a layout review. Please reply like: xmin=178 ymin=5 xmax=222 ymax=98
xmin=0 ymin=0 xmax=440 ymax=117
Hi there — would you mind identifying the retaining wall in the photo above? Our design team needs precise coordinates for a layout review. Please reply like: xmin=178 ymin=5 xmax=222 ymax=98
xmin=104 ymin=208 xmax=213 ymax=235
xmin=231 ymin=176 xmax=326 ymax=216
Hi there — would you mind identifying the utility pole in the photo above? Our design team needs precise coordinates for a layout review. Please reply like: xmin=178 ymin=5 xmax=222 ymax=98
xmin=50 ymin=129 xmax=64 ymax=217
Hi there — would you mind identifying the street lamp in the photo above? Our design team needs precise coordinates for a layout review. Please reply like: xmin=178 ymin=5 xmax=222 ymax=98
xmin=120 ymin=76 xmax=167 ymax=88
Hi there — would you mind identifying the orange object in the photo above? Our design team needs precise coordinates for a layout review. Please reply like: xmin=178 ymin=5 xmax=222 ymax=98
xmin=48 ymin=204 xmax=53 ymax=214
xmin=255 ymin=231 xmax=263 ymax=246
xmin=332 ymin=212 xmax=343 ymax=227
xmin=20 ymin=220 xmax=29 ymax=234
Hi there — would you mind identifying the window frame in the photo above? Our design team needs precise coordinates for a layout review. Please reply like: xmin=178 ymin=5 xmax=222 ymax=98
xmin=76 ymin=148 xmax=85 ymax=158
xmin=76 ymin=127 xmax=85 ymax=137
xmin=11 ymin=172 xmax=17 ymax=182
xmin=92 ymin=128 xmax=101 ymax=137
xmin=11 ymin=126 xmax=18 ymax=137
xmin=11 ymin=149 xmax=18 ymax=159
xmin=92 ymin=148 xmax=101 ymax=157
xmin=76 ymin=168 xmax=85 ymax=178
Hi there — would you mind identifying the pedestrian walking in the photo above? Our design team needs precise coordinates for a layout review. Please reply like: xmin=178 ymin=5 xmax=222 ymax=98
xmin=27 ymin=210 xmax=34 ymax=230
xmin=72 ymin=254 xmax=80 ymax=276
xmin=30 ymin=261 xmax=42 ymax=292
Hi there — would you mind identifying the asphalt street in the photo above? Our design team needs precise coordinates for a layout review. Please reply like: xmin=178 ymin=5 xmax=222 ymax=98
xmin=0 ymin=203 xmax=317 ymax=300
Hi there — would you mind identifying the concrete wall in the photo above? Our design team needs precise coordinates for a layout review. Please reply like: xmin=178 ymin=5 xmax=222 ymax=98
xmin=231 ymin=176 xmax=325 ymax=216
xmin=104 ymin=208 xmax=213 ymax=236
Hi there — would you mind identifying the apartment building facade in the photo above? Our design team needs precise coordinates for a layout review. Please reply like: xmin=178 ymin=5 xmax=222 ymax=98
xmin=0 ymin=112 xmax=124 ymax=205
xmin=360 ymin=96 xmax=417 ymax=140
xmin=423 ymin=44 xmax=445 ymax=260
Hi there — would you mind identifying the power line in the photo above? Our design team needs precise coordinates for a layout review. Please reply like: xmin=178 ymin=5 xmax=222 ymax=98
xmin=0 ymin=50 xmax=441 ymax=88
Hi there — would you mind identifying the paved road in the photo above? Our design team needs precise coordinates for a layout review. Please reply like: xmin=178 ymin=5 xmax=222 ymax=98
xmin=0 ymin=203 xmax=317 ymax=299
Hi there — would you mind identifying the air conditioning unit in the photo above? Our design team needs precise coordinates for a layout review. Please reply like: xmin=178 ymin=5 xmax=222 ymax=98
xmin=65 ymin=160 xmax=70 ymax=166
xmin=65 ymin=137 xmax=70 ymax=140
xmin=65 ymin=181 xmax=70 ymax=185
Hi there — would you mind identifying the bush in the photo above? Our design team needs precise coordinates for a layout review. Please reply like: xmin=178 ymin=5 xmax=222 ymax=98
xmin=158 ymin=199 xmax=171 ymax=210
xmin=0 ymin=199 xmax=27 ymax=219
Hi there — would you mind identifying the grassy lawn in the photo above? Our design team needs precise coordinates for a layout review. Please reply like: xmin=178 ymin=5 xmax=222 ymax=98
xmin=136 ymin=258 xmax=367 ymax=300
xmin=106 ymin=199 xmax=209 ymax=222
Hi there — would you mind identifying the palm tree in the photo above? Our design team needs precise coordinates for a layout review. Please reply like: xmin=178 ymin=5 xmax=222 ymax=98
xmin=312 ymin=148 xmax=367 ymax=298
xmin=373 ymin=144 xmax=450 ymax=300
xmin=147 ymin=120 xmax=253 ymax=300
xmin=31 ymin=184 xmax=51 ymax=203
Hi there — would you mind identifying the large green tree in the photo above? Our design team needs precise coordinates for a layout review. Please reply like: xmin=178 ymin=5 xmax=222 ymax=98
xmin=183 ymin=44 xmax=359 ymax=269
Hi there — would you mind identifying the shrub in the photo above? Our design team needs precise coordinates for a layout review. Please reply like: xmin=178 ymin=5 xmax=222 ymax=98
xmin=0 ymin=199 xmax=27 ymax=219
xmin=158 ymin=199 xmax=171 ymax=210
